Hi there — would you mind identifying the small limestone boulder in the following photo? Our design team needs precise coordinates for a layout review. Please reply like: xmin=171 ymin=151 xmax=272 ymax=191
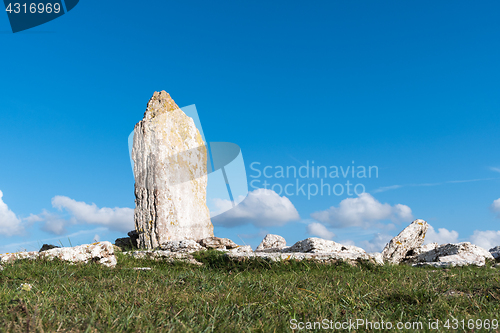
xmin=256 ymin=234 xmax=287 ymax=252
xmin=228 ymin=245 xmax=253 ymax=254
xmin=368 ymin=253 xmax=385 ymax=266
xmin=413 ymin=242 xmax=494 ymax=267
xmin=489 ymin=246 xmax=500 ymax=261
xmin=198 ymin=237 xmax=238 ymax=250
xmin=39 ymin=244 xmax=60 ymax=252
xmin=160 ymin=239 xmax=204 ymax=253
xmin=382 ymin=219 xmax=428 ymax=264
xmin=284 ymin=238 xmax=366 ymax=254
xmin=40 ymin=241 xmax=117 ymax=268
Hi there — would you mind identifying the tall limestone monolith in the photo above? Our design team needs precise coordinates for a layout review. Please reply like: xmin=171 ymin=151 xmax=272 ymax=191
xmin=132 ymin=91 xmax=213 ymax=249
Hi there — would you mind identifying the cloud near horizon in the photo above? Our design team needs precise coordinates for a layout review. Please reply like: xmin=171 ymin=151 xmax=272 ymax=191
xmin=0 ymin=190 xmax=25 ymax=236
xmin=469 ymin=230 xmax=500 ymax=250
xmin=310 ymin=193 xmax=413 ymax=228
xmin=424 ymin=225 xmax=459 ymax=245
xmin=211 ymin=189 xmax=300 ymax=228
xmin=306 ymin=222 xmax=335 ymax=240
xmin=50 ymin=196 xmax=134 ymax=233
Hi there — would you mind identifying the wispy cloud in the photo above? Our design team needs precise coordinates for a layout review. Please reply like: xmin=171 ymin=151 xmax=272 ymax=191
xmin=489 ymin=167 xmax=500 ymax=173
xmin=373 ymin=177 xmax=500 ymax=193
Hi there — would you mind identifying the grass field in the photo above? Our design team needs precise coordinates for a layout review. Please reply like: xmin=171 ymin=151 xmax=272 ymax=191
xmin=1 ymin=250 xmax=499 ymax=332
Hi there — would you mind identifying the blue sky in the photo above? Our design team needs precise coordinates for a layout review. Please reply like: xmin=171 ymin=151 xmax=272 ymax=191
xmin=1 ymin=0 xmax=500 ymax=253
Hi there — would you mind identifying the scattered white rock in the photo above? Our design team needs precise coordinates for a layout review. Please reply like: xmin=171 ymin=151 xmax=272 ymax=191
xmin=159 ymin=240 xmax=204 ymax=253
xmin=1 ymin=242 xmax=117 ymax=268
xmin=123 ymin=250 xmax=203 ymax=266
xmin=284 ymin=238 xmax=366 ymax=254
xmin=412 ymin=242 xmax=494 ymax=267
xmin=198 ymin=237 xmax=238 ymax=250
xmin=368 ymin=253 xmax=384 ymax=266
xmin=489 ymin=246 xmax=500 ymax=261
xmin=256 ymin=234 xmax=287 ymax=252
xmin=227 ymin=245 xmax=253 ymax=254
xmin=227 ymin=251 xmax=373 ymax=265
xmin=382 ymin=219 xmax=428 ymax=264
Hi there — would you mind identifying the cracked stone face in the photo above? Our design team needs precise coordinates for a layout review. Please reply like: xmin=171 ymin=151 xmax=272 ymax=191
xmin=132 ymin=91 xmax=214 ymax=249
xmin=382 ymin=219 xmax=428 ymax=264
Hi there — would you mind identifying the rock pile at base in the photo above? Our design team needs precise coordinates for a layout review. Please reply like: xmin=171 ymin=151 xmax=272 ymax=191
xmin=0 ymin=242 xmax=117 ymax=268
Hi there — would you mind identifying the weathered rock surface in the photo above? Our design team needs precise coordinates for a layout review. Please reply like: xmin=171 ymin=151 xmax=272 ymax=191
xmin=256 ymin=234 xmax=287 ymax=252
xmin=159 ymin=239 xmax=204 ymax=253
xmin=1 ymin=242 xmax=117 ymax=268
xmin=198 ymin=237 xmax=238 ymax=250
xmin=124 ymin=250 xmax=203 ymax=266
xmin=404 ymin=242 xmax=438 ymax=262
xmin=132 ymin=91 xmax=213 ymax=249
xmin=489 ymin=246 xmax=500 ymax=261
xmin=283 ymin=238 xmax=366 ymax=254
xmin=227 ymin=251 xmax=374 ymax=266
xmin=382 ymin=219 xmax=428 ymax=264
xmin=411 ymin=242 xmax=494 ymax=267
xmin=39 ymin=244 xmax=60 ymax=252
xmin=368 ymin=253 xmax=384 ymax=266
xmin=228 ymin=245 xmax=253 ymax=254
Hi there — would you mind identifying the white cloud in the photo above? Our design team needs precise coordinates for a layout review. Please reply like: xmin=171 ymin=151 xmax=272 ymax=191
xmin=359 ymin=233 xmax=393 ymax=252
xmin=306 ymin=222 xmax=335 ymax=240
xmin=310 ymin=193 xmax=413 ymax=228
xmin=469 ymin=230 xmax=500 ymax=250
xmin=50 ymin=196 xmax=134 ymax=232
xmin=491 ymin=198 xmax=500 ymax=217
xmin=424 ymin=225 xmax=459 ymax=245
xmin=39 ymin=210 xmax=68 ymax=235
xmin=211 ymin=189 xmax=300 ymax=228
xmin=0 ymin=190 xmax=24 ymax=236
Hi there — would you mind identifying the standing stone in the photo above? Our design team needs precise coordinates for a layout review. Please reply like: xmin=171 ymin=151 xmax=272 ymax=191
xmin=382 ymin=219 xmax=428 ymax=264
xmin=132 ymin=91 xmax=213 ymax=249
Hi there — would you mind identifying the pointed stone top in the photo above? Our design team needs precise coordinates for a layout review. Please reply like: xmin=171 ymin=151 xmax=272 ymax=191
xmin=144 ymin=91 xmax=180 ymax=120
